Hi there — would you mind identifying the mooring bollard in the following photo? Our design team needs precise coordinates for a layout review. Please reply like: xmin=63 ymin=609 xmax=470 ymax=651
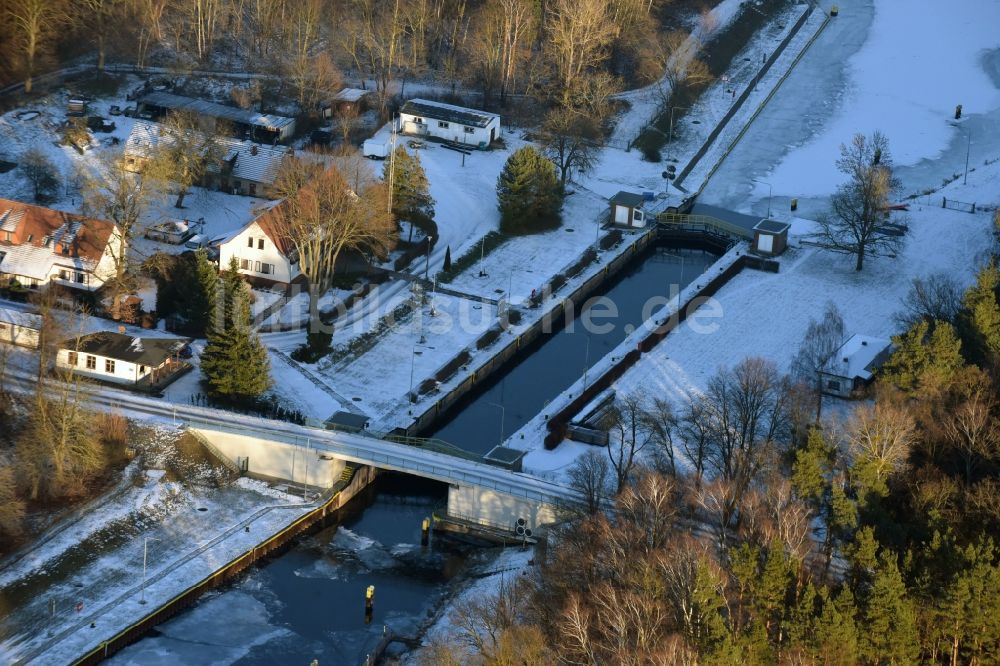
xmin=365 ymin=585 xmax=375 ymax=624
xmin=421 ymin=517 xmax=430 ymax=547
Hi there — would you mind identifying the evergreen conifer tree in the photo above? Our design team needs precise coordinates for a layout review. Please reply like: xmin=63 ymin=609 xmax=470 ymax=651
xmin=200 ymin=258 xmax=271 ymax=403
xmin=443 ymin=245 xmax=452 ymax=273
xmin=881 ymin=319 xmax=965 ymax=392
xmin=386 ymin=146 xmax=434 ymax=227
xmin=496 ymin=146 xmax=563 ymax=235
xmin=861 ymin=551 xmax=919 ymax=665
xmin=812 ymin=587 xmax=859 ymax=665
xmin=960 ymin=260 xmax=1000 ymax=363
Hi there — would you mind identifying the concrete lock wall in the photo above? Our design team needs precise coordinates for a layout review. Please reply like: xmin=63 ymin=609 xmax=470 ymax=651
xmin=190 ymin=428 xmax=345 ymax=488
xmin=447 ymin=484 xmax=559 ymax=533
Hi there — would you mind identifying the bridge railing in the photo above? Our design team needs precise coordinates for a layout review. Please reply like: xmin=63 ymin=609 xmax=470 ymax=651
xmin=184 ymin=415 xmax=582 ymax=507
xmin=657 ymin=212 xmax=755 ymax=240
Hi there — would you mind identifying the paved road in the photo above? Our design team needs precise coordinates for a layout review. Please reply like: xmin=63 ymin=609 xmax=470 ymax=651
xmin=5 ymin=372 xmax=582 ymax=508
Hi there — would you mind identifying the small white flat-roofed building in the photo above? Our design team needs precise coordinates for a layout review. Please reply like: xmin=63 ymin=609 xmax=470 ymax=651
xmin=819 ymin=334 xmax=893 ymax=398
xmin=609 ymin=191 xmax=647 ymax=228
xmin=398 ymin=98 xmax=500 ymax=147
xmin=57 ymin=332 xmax=190 ymax=387
xmin=0 ymin=307 xmax=42 ymax=348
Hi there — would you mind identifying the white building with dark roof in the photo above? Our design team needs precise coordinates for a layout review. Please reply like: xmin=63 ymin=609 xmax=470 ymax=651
xmin=399 ymin=99 xmax=500 ymax=147
xmin=56 ymin=332 xmax=190 ymax=387
xmin=218 ymin=203 xmax=300 ymax=284
xmin=0 ymin=307 xmax=42 ymax=348
xmin=819 ymin=334 xmax=893 ymax=398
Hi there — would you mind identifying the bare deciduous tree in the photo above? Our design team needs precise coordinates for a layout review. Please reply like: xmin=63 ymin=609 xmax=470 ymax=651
xmin=816 ymin=131 xmax=903 ymax=271
xmin=5 ymin=0 xmax=69 ymax=93
xmin=567 ymin=448 xmax=611 ymax=515
xmin=271 ymin=158 xmax=396 ymax=338
xmin=848 ymin=398 xmax=917 ymax=492
xmin=80 ymin=149 xmax=169 ymax=314
xmin=679 ymin=395 xmax=712 ymax=490
xmin=20 ymin=147 xmax=60 ymax=203
xmin=894 ymin=273 xmax=962 ymax=330
xmin=941 ymin=370 xmax=999 ymax=484
xmin=465 ymin=0 xmax=534 ymax=105
xmin=538 ymin=107 xmax=602 ymax=186
xmin=790 ymin=302 xmax=844 ymax=422
xmin=703 ymin=357 xmax=790 ymax=509
xmin=545 ymin=0 xmax=618 ymax=108
xmin=604 ymin=394 xmax=651 ymax=492
xmin=654 ymin=30 xmax=713 ymax=109
xmin=643 ymin=396 xmax=679 ymax=477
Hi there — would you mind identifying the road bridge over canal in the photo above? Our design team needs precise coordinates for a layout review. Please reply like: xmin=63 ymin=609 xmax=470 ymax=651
xmin=7 ymin=372 xmax=574 ymax=532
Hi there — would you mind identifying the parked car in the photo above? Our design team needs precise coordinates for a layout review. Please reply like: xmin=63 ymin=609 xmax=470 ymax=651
xmin=407 ymin=139 xmax=426 ymax=149
xmin=178 ymin=344 xmax=193 ymax=359
xmin=109 ymin=105 xmax=122 ymax=116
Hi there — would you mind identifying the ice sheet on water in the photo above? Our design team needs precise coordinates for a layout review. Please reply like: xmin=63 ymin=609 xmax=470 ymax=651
xmin=330 ymin=526 xmax=377 ymax=552
xmin=107 ymin=591 xmax=291 ymax=665
xmin=390 ymin=543 xmax=416 ymax=557
xmin=292 ymin=557 xmax=346 ymax=581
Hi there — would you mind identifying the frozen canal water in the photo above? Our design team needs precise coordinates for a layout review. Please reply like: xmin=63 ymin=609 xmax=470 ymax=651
xmin=108 ymin=475 xmax=476 ymax=665
xmin=431 ymin=245 xmax=717 ymax=454
xmin=700 ymin=0 xmax=1000 ymax=219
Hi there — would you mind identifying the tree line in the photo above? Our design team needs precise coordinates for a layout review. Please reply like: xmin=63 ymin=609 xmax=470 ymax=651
xmin=420 ymin=227 xmax=1000 ymax=664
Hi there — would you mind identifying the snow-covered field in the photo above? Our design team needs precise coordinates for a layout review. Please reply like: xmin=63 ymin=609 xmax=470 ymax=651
xmin=0 ymin=427 xmax=312 ymax=665
xmin=702 ymin=0 xmax=1000 ymax=218
xmin=507 ymin=0 xmax=1000 ymax=481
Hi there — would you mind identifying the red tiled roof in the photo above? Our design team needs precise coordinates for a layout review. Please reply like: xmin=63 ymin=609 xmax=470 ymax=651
xmin=0 ymin=198 xmax=115 ymax=262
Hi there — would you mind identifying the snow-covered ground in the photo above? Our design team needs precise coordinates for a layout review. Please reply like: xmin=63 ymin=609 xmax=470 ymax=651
xmin=505 ymin=0 xmax=1000 ymax=481
xmin=702 ymin=0 xmax=1000 ymax=218
xmin=0 ymin=427 xmax=313 ymax=665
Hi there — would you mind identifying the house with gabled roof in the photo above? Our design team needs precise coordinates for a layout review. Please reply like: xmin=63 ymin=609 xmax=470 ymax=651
xmin=56 ymin=331 xmax=190 ymax=388
xmin=124 ymin=120 xmax=293 ymax=198
xmin=819 ymin=334 xmax=893 ymax=398
xmin=0 ymin=199 xmax=122 ymax=292
xmin=218 ymin=202 xmax=300 ymax=285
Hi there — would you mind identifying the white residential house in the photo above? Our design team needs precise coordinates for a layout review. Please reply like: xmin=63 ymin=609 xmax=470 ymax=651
xmin=56 ymin=332 xmax=189 ymax=387
xmin=0 ymin=307 xmax=42 ymax=348
xmin=818 ymin=334 xmax=893 ymax=398
xmin=0 ymin=198 xmax=122 ymax=292
xmin=219 ymin=206 xmax=300 ymax=284
xmin=398 ymin=98 xmax=500 ymax=147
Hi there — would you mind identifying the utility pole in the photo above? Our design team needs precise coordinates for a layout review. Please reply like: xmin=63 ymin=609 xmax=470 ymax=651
xmin=964 ymin=129 xmax=971 ymax=185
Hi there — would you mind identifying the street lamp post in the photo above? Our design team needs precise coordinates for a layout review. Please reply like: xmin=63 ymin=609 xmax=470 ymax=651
xmin=964 ymin=129 xmax=972 ymax=185
xmin=139 ymin=537 xmax=159 ymax=604
xmin=409 ymin=343 xmax=435 ymax=403
xmin=662 ymin=251 xmax=686 ymax=287
xmin=423 ymin=236 xmax=434 ymax=282
xmin=488 ymin=401 xmax=506 ymax=446
xmin=754 ymin=179 xmax=773 ymax=218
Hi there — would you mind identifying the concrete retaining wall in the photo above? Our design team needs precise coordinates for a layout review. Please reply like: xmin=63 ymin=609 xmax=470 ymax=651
xmin=447 ymin=484 xmax=559 ymax=534
xmin=190 ymin=427 xmax=345 ymax=488
xmin=402 ymin=229 xmax=658 ymax=437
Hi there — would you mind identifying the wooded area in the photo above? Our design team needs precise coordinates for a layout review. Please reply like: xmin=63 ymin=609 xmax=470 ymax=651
xmin=422 ymin=216 xmax=1000 ymax=665
xmin=0 ymin=0 xmax=709 ymax=129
